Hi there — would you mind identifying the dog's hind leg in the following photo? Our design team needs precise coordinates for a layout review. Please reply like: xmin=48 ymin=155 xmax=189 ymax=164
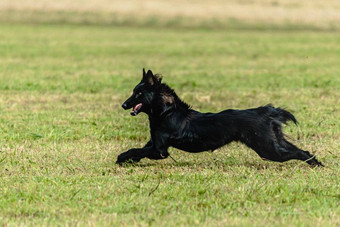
xmin=273 ymin=139 xmax=323 ymax=166
xmin=270 ymin=120 xmax=323 ymax=166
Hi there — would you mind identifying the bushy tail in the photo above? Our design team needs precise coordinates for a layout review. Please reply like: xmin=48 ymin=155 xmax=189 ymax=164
xmin=265 ymin=104 xmax=297 ymax=125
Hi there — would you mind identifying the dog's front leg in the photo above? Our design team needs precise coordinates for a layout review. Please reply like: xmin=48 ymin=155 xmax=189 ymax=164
xmin=116 ymin=147 xmax=168 ymax=164
xmin=143 ymin=139 xmax=153 ymax=148
xmin=116 ymin=140 xmax=169 ymax=164
xmin=116 ymin=147 xmax=149 ymax=164
xmin=116 ymin=140 xmax=152 ymax=164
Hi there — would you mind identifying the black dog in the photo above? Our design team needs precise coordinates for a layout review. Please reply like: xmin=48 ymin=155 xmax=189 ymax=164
xmin=117 ymin=69 xmax=323 ymax=166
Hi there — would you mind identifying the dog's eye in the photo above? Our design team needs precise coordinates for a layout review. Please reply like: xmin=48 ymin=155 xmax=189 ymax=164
xmin=136 ymin=92 xmax=142 ymax=98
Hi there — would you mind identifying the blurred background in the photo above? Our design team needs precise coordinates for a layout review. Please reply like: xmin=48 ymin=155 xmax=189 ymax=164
xmin=1 ymin=0 xmax=340 ymax=30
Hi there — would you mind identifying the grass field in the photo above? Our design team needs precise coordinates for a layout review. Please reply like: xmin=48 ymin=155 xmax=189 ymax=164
xmin=0 ymin=2 xmax=340 ymax=226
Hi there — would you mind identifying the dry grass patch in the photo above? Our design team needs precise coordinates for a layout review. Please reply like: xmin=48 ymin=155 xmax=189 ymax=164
xmin=1 ymin=0 xmax=340 ymax=29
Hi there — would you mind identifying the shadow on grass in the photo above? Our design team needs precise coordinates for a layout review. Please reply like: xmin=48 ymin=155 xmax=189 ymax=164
xmin=116 ymin=158 xmax=275 ymax=169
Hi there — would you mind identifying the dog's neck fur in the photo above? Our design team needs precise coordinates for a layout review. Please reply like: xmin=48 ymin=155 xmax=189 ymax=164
xmin=150 ymin=83 xmax=190 ymax=117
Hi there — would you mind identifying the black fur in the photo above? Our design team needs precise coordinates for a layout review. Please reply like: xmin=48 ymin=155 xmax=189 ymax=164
xmin=117 ymin=69 xmax=323 ymax=166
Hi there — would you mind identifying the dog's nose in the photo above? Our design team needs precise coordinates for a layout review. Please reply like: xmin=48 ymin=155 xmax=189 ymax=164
xmin=122 ymin=103 xmax=128 ymax=109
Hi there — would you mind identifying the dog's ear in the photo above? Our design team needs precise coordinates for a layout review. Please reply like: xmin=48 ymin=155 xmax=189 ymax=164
xmin=146 ymin=70 xmax=154 ymax=85
xmin=143 ymin=68 xmax=147 ymax=79
xmin=142 ymin=68 xmax=159 ymax=86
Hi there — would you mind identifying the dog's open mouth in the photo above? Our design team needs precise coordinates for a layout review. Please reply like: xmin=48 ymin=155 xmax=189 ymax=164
xmin=130 ymin=103 xmax=143 ymax=116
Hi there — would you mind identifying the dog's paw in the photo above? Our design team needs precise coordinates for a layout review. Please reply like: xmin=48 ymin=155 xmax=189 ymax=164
xmin=116 ymin=151 xmax=141 ymax=165
xmin=309 ymin=158 xmax=324 ymax=167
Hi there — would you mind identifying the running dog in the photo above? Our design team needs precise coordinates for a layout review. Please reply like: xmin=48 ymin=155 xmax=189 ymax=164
xmin=117 ymin=69 xmax=323 ymax=166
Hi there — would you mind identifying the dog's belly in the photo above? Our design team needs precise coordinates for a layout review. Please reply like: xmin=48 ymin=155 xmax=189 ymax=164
xmin=170 ymin=137 xmax=229 ymax=153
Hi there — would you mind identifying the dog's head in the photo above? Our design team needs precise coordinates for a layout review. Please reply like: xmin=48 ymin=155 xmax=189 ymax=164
xmin=121 ymin=68 xmax=162 ymax=116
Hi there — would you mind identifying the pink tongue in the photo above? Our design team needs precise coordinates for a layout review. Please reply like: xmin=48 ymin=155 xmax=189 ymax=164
xmin=133 ymin=103 xmax=142 ymax=111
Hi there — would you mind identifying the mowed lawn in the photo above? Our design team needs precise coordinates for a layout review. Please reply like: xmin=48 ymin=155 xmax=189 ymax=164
xmin=0 ymin=24 xmax=339 ymax=226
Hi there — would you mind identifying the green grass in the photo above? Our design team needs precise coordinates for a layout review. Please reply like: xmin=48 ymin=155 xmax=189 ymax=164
xmin=0 ymin=23 xmax=339 ymax=226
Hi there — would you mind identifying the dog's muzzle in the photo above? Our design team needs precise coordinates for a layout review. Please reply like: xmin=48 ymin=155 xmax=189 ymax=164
xmin=122 ymin=101 xmax=143 ymax=116
xmin=122 ymin=103 xmax=129 ymax=110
